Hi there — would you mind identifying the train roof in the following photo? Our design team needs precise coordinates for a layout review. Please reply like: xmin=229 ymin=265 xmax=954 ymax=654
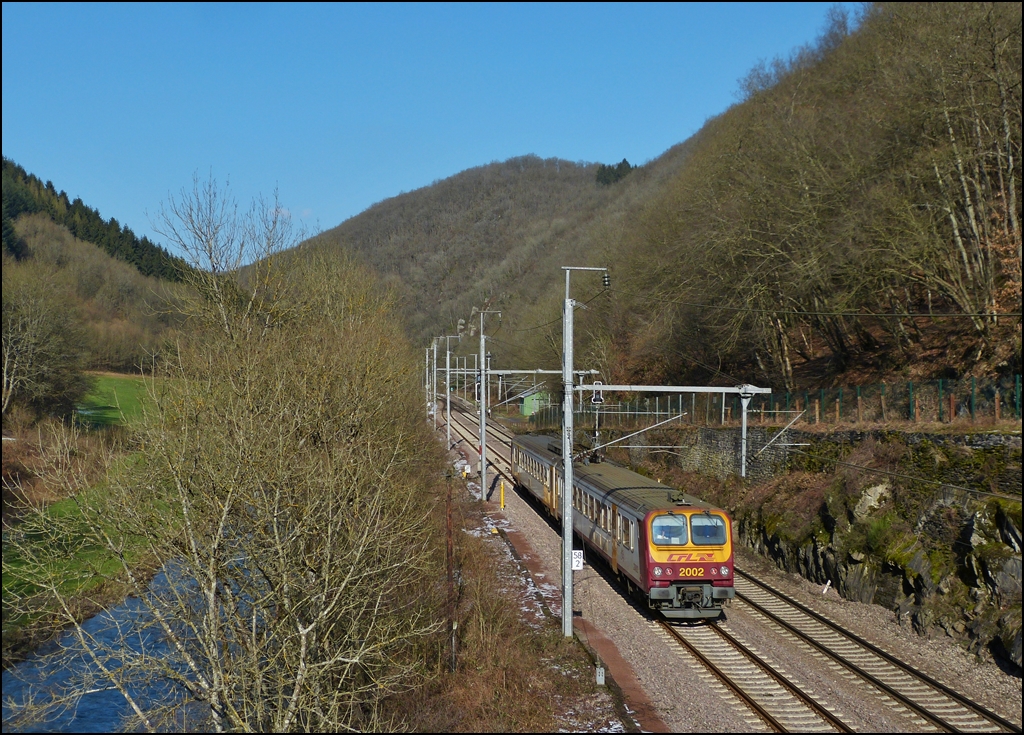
xmin=513 ymin=434 xmax=719 ymax=517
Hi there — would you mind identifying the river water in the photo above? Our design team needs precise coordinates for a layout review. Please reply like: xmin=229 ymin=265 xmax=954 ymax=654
xmin=2 ymin=573 xmax=179 ymax=732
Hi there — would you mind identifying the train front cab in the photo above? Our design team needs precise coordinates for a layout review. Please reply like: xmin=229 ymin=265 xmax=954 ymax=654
xmin=644 ymin=509 xmax=735 ymax=620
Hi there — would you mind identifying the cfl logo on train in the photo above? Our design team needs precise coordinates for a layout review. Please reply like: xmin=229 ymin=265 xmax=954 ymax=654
xmin=665 ymin=553 xmax=715 ymax=563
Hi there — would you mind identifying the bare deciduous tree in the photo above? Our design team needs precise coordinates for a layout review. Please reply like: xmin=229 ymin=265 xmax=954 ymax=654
xmin=4 ymin=180 xmax=445 ymax=732
xmin=2 ymin=261 xmax=90 ymax=417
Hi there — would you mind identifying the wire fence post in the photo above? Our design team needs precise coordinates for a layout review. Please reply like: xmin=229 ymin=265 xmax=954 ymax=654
xmin=938 ymin=379 xmax=944 ymax=422
xmin=971 ymin=377 xmax=976 ymax=422
xmin=908 ymin=381 xmax=914 ymax=422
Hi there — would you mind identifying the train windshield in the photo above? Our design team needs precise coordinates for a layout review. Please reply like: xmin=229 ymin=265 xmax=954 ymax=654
xmin=651 ymin=515 xmax=688 ymax=545
xmin=691 ymin=513 xmax=728 ymax=545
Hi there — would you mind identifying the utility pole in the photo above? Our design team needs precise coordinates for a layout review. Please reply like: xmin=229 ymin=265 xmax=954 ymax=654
xmin=441 ymin=334 xmax=461 ymax=451
xmin=445 ymin=470 xmax=456 ymax=671
xmin=432 ymin=339 xmax=439 ymax=430
xmin=477 ymin=310 xmax=500 ymax=500
xmin=739 ymin=386 xmax=754 ymax=478
xmin=561 ymin=266 xmax=609 ymax=637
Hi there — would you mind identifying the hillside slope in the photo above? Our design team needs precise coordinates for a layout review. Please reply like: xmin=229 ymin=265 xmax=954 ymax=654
xmin=5 ymin=214 xmax=184 ymax=372
xmin=314 ymin=2 xmax=1021 ymax=389
xmin=612 ymin=2 xmax=1021 ymax=389
xmin=2 ymin=158 xmax=185 ymax=281
xmin=316 ymin=148 xmax=694 ymax=361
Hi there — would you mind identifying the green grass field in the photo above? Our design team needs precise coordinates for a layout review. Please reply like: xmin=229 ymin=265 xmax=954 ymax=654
xmin=4 ymin=375 xmax=159 ymax=659
xmin=2 ymin=487 xmax=157 ymax=660
xmin=76 ymin=373 xmax=151 ymax=426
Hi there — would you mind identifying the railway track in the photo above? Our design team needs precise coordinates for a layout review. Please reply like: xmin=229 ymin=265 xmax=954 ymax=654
xmin=433 ymin=401 xmax=1020 ymax=733
xmin=732 ymin=570 xmax=1021 ymax=733
xmin=658 ymin=618 xmax=851 ymax=732
xmin=441 ymin=400 xmax=515 ymax=486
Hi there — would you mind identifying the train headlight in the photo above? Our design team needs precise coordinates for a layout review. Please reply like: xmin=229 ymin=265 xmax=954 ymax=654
xmin=665 ymin=567 xmax=673 ymax=576
xmin=720 ymin=566 xmax=729 ymax=577
xmin=653 ymin=566 xmax=663 ymax=577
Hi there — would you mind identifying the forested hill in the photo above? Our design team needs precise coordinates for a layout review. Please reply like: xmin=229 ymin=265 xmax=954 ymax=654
xmin=314 ymin=2 xmax=1021 ymax=389
xmin=316 ymin=147 xmax=694 ymax=358
xmin=2 ymin=158 xmax=185 ymax=280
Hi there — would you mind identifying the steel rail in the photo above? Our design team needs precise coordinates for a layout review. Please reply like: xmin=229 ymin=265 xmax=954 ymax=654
xmin=444 ymin=405 xmax=516 ymax=485
xmin=448 ymin=401 xmax=515 ymax=447
xmin=658 ymin=621 xmax=788 ymax=732
xmin=734 ymin=570 xmax=1021 ymax=733
xmin=710 ymin=621 xmax=853 ymax=732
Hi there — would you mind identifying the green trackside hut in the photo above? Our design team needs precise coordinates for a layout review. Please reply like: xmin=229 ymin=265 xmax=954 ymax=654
xmin=522 ymin=392 xmax=550 ymax=417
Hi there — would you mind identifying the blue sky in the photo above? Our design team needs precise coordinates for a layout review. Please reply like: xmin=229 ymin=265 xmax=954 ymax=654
xmin=2 ymin=2 xmax=856 ymax=252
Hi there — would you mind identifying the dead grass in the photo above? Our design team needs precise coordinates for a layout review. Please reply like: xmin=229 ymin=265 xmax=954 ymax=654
xmin=397 ymin=491 xmax=616 ymax=733
xmin=2 ymin=417 xmax=120 ymax=525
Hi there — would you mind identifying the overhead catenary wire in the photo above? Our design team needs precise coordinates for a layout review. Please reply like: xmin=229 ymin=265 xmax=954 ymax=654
xmin=513 ymin=288 xmax=609 ymax=332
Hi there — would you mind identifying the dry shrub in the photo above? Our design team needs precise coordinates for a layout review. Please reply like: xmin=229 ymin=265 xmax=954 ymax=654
xmin=5 ymin=182 xmax=451 ymax=732
xmin=2 ymin=425 xmax=43 ymax=519
xmin=399 ymin=495 xmax=607 ymax=733
xmin=2 ymin=417 xmax=120 ymax=522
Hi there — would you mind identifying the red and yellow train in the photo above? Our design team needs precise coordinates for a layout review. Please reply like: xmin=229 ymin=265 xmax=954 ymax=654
xmin=511 ymin=434 xmax=735 ymax=620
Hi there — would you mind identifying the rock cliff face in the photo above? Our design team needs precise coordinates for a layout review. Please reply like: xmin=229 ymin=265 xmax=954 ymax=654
xmin=627 ymin=427 xmax=1022 ymax=670
xmin=738 ymin=493 xmax=1022 ymax=670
